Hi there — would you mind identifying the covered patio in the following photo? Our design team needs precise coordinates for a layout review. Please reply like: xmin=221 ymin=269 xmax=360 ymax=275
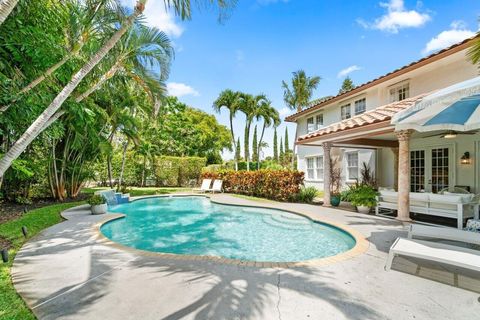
xmin=296 ymin=84 xmax=480 ymax=228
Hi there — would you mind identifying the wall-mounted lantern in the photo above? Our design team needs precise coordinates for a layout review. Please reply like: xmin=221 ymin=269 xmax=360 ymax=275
xmin=460 ymin=152 xmax=471 ymax=165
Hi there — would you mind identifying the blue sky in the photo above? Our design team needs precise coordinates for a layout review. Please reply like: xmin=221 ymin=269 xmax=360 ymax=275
xmin=122 ymin=0 xmax=480 ymax=159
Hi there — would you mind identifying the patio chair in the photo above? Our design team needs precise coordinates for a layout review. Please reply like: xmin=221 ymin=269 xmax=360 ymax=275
xmin=207 ymin=180 xmax=223 ymax=194
xmin=385 ymin=237 xmax=480 ymax=272
xmin=193 ymin=179 xmax=212 ymax=193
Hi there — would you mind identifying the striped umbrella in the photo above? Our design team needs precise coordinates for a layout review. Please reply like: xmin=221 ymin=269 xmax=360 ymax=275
xmin=392 ymin=76 xmax=480 ymax=132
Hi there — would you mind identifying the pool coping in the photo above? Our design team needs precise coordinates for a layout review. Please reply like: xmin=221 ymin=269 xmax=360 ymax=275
xmin=93 ymin=194 xmax=369 ymax=269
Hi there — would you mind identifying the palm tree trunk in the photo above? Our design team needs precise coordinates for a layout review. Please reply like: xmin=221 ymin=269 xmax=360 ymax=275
xmin=118 ymin=141 xmax=129 ymax=191
xmin=229 ymin=114 xmax=237 ymax=171
xmin=0 ymin=2 xmax=145 ymax=179
xmin=257 ymin=123 xmax=266 ymax=170
xmin=244 ymin=121 xmax=251 ymax=171
xmin=75 ymin=63 xmax=121 ymax=103
xmin=0 ymin=0 xmax=18 ymax=25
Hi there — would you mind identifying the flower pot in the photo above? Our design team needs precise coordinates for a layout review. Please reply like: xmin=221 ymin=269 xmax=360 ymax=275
xmin=91 ymin=203 xmax=107 ymax=215
xmin=330 ymin=195 xmax=341 ymax=207
xmin=356 ymin=205 xmax=371 ymax=214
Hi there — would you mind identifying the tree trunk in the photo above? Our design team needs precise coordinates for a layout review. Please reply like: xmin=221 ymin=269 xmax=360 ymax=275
xmin=257 ymin=123 xmax=266 ymax=170
xmin=244 ymin=121 xmax=251 ymax=171
xmin=75 ymin=63 xmax=121 ymax=103
xmin=107 ymin=155 xmax=114 ymax=188
xmin=0 ymin=2 xmax=144 ymax=179
xmin=118 ymin=141 xmax=129 ymax=191
xmin=0 ymin=0 xmax=19 ymax=25
xmin=229 ymin=114 xmax=237 ymax=171
xmin=142 ymin=155 xmax=146 ymax=187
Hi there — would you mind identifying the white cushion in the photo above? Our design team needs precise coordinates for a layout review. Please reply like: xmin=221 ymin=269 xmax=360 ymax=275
xmin=429 ymin=193 xmax=474 ymax=204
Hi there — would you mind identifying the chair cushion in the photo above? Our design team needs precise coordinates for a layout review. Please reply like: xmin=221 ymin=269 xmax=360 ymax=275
xmin=429 ymin=193 xmax=474 ymax=204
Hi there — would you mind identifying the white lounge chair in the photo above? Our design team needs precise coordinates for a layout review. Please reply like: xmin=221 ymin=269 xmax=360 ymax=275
xmin=408 ymin=224 xmax=480 ymax=246
xmin=207 ymin=180 xmax=223 ymax=194
xmin=385 ymin=238 xmax=480 ymax=272
xmin=193 ymin=179 xmax=212 ymax=193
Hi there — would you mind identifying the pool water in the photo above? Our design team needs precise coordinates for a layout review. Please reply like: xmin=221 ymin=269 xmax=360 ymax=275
xmin=101 ymin=196 xmax=356 ymax=262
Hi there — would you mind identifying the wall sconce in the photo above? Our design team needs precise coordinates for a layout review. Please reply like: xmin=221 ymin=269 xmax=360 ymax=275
xmin=461 ymin=152 xmax=471 ymax=165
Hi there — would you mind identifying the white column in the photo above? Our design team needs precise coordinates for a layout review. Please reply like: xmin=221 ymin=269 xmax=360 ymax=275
xmin=395 ymin=130 xmax=412 ymax=222
xmin=323 ymin=142 xmax=332 ymax=207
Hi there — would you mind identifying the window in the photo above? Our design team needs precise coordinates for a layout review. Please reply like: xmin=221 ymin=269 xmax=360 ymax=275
xmin=354 ymin=98 xmax=366 ymax=115
xmin=341 ymin=104 xmax=351 ymax=120
xmin=390 ymin=83 xmax=409 ymax=102
xmin=410 ymin=150 xmax=425 ymax=192
xmin=307 ymin=115 xmax=324 ymax=133
xmin=306 ymin=158 xmax=315 ymax=179
xmin=307 ymin=117 xmax=315 ymax=133
xmin=315 ymin=114 xmax=324 ymax=130
xmin=306 ymin=156 xmax=324 ymax=180
xmin=346 ymin=152 xmax=359 ymax=180
xmin=315 ymin=156 xmax=324 ymax=179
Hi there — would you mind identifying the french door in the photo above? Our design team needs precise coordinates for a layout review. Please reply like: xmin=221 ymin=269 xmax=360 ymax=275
xmin=410 ymin=146 xmax=452 ymax=193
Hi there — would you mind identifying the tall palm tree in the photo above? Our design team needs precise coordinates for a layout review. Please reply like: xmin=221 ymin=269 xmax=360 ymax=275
xmin=282 ymin=70 xmax=320 ymax=169
xmin=0 ymin=0 xmax=234 ymax=179
xmin=282 ymin=70 xmax=321 ymax=113
xmin=468 ymin=32 xmax=480 ymax=65
xmin=238 ymin=93 xmax=267 ymax=171
xmin=255 ymin=101 xmax=280 ymax=169
xmin=0 ymin=0 xmax=18 ymax=25
xmin=75 ymin=24 xmax=173 ymax=102
xmin=213 ymin=89 xmax=241 ymax=170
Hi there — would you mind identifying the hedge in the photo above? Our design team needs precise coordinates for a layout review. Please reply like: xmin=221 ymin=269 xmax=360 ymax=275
xmin=201 ymin=170 xmax=304 ymax=201
xmin=154 ymin=156 xmax=207 ymax=186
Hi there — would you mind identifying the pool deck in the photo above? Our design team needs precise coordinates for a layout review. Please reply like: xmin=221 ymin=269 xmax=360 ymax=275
xmin=12 ymin=194 xmax=480 ymax=320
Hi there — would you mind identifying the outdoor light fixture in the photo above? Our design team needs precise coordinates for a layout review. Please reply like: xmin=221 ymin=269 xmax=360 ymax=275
xmin=444 ymin=132 xmax=457 ymax=139
xmin=461 ymin=152 xmax=471 ymax=165
xmin=21 ymin=226 xmax=28 ymax=238
xmin=1 ymin=249 xmax=8 ymax=263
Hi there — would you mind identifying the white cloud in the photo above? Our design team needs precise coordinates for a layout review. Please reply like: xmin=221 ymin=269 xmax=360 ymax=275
xmin=120 ymin=0 xmax=183 ymax=38
xmin=422 ymin=21 xmax=476 ymax=55
xmin=167 ymin=82 xmax=200 ymax=97
xmin=278 ymin=107 xmax=290 ymax=117
xmin=337 ymin=65 xmax=362 ymax=78
xmin=359 ymin=0 xmax=431 ymax=34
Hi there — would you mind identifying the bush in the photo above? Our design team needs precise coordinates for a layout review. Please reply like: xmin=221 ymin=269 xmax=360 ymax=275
xmin=201 ymin=170 xmax=304 ymax=201
xmin=349 ymin=184 xmax=378 ymax=207
xmin=296 ymin=186 xmax=318 ymax=203
xmin=154 ymin=156 xmax=207 ymax=187
xmin=87 ymin=195 xmax=106 ymax=206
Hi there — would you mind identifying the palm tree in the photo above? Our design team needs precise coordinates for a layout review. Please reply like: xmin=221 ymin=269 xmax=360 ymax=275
xmin=213 ymin=89 xmax=241 ymax=170
xmin=0 ymin=0 xmax=117 ymax=113
xmin=282 ymin=70 xmax=321 ymax=113
xmin=282 ymin=70 xmax=320 ymax=169
xmin=0 ymin=0 xmax=19 ymax=25
xmin=238 ymin=93 xmax=268 ymax=171
xmin=468 ymin=32 xmax=480 ymax=65
xmin=76 ymin=25 xmax=173 ymax=103
xmin=255 ymin=101 xmax=280 ymax=169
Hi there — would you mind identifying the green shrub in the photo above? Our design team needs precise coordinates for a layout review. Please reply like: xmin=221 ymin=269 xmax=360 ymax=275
xmin=296 ymin=186 xmax=318 ymax=203
xmin=87 ymin=195 xmax=106 ymax=206
xmin=349 ymin=184 xmax=378 ymax=207
xmin=201 ymin=170 xmax=304 ymax=201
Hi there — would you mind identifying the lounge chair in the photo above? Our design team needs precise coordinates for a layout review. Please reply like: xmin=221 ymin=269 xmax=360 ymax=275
xmin=408 ymin=224 xmax=480 ymax=245
xmin=193 ymin=179 xmax=212 ymax=193
xmin=207 ymin=180 xmax=223 ymax=194
xmin=385 ymin=238 xmax=480 ymax=272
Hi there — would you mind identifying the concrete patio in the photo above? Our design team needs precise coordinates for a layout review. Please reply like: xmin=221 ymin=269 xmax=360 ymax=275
xmin=12 ymin=194 xmax=480 ymax=320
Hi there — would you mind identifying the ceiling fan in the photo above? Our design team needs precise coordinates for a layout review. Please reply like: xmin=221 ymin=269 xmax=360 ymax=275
xmin=421 ymin=130 xmax=479 ymax=139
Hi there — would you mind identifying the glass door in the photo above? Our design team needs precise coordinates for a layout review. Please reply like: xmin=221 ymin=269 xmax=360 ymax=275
xmin=430 ymin=147 xmax=450 ymax=193
xmin=410 ymin=150 xmax=425 ymax=192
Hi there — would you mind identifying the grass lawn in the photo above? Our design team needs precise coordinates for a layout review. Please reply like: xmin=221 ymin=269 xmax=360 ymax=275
xmin=0 ymin=202 xmax=84 ymax=320
xmin=82 ymin=186 xmax=191 ymax=197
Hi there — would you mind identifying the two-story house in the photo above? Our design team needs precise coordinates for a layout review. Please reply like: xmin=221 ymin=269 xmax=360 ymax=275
xmin=286 ymin=37 xmax=480 ymax=197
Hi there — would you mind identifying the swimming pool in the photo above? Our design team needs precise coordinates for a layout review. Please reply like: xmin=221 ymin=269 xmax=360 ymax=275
xmin=101 ymin=196 xmax=356 ymax=262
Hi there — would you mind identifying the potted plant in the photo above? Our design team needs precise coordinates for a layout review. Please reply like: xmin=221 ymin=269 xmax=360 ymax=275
xmin=88 ymin=195 xmax=107 ymax=215
xmin=349 ymin=184 xmax=378 ymax=214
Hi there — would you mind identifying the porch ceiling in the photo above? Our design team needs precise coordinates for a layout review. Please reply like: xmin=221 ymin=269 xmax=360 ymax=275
xmin=297 ymin=94 xmax=428 ymax=146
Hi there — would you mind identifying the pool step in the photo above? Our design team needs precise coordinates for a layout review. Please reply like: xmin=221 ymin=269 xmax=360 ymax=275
xmin=262 ymin=214 xmax=311 ymax=231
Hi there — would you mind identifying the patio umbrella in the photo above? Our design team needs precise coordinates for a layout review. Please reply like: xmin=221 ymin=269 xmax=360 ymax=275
xmin=392 ymin=76 xmax=480 ymax=133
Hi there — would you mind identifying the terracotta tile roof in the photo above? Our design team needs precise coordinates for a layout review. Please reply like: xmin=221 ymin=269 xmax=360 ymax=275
xmin=297 ymin=94 xmax=427 ymax=142
xmin=285 ymin=35 xmax=478 ymax=122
